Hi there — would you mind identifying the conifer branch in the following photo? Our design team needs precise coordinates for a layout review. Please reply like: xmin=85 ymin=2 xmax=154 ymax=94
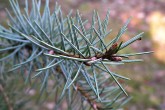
xmin=0 ymin=0 xmax=153 ymax=109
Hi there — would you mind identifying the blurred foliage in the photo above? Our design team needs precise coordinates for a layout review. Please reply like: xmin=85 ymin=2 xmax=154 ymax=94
xmin=149 ymin=11 xmax=165 ymax=64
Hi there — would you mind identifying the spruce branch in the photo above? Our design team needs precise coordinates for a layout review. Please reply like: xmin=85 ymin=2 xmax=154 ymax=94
xmin=0 ymin=0 xmax=153 ymax=109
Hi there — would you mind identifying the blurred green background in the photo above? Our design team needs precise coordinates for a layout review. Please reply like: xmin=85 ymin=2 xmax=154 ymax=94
xmin=0 ymin=0 xmax=165 ymax=110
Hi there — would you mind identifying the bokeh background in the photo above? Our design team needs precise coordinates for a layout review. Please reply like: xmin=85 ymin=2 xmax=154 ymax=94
xmin=0 ymin=0 xmax=165 ymax=110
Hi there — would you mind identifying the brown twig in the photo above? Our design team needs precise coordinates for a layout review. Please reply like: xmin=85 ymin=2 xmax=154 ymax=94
xmin=48 ymin=42 xmax=124 ymax=67
xmin=76 ymin=85 xmax=102 ymax=110
xmin=0 ymin=84 xmax=13 ymax=110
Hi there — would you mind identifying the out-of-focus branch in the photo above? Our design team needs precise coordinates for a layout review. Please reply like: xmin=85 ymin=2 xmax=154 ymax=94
xmin=0 ymin=84 xmax=13 ymax=110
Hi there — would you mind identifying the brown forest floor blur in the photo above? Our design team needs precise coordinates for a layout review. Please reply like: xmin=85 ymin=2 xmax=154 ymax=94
xmin=0 ymin=0 xmax=165 ymax=110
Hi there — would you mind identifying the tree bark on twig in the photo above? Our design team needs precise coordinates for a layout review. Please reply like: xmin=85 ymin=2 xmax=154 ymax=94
xmin=0 ymin=84 xmax=13 ymax=110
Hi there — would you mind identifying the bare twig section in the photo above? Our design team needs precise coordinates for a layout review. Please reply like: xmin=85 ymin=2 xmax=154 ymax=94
xmin=0 ymin=84 xmax=13 ymax=110
xmin=76 ymin=85 xmax=102 ymax=110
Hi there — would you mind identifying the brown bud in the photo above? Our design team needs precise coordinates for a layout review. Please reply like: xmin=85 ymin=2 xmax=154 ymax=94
xmin=138 ymin=37 xmax=142 ymax=40
xmin=116 ymin=57 xmax=122 ymax=61
xmin=110 ymin=57 xmax=122 ymax=61
xmin=84 ymin=62 xmax=91 ymax=66
xmin=91 ymin=57 xmax=97 ymax=61
xmin=48 ymin=50 xmax=54 ymax=55
xmin=111 ymin=43 xmax=118 ymax=50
